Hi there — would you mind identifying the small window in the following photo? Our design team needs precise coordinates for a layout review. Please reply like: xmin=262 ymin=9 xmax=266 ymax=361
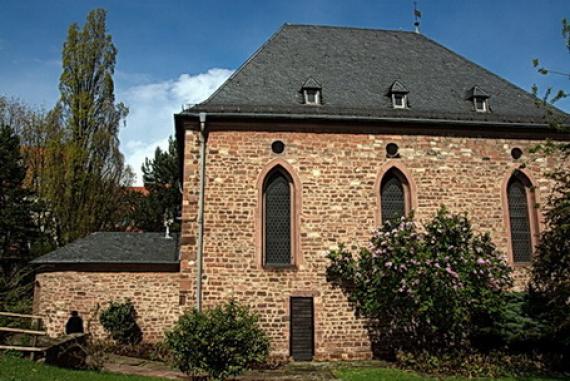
xmin=272 ymin=140 xmax=285 ymax=154
xmin=474 ymin=97 xmax=487 ymax=112
xmin=304 ymin=89 xmax=320 ymax=105
xmin=386 ymin=143 xmax=400 ymax=158
xmin=392 ymin=93 xmax=406 ymax=109
xmin=511 ymin=147 xmax=523 ymax=160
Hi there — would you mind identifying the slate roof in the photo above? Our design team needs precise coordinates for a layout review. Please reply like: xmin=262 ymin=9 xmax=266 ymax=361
xmin=31 ymin=232 xmax=179 ymax=265
xmin=187 ymin=24 xmax=568 ymax=126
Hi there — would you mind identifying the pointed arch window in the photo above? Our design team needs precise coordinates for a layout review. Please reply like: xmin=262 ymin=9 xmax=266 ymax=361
xmin=507 ymin=172 xmax=537 ymax=264
xmin=263 ymin=167 xmax=294 ymax=266
xmin=380 ymin=168 xmax=412 ymax=224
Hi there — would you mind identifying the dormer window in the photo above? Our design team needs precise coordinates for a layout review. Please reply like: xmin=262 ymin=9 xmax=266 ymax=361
xmin=468 ymin=86 xmax=490 ymax=113
xmin=304 ymin=88 xmax=320 ymax=105
xmin=392 ymin=93 xmax=406 ymax=109
xmin=389 ymin=80 xmax=409 ymax=109
xmin=474 ymin=97 xmax=487 ymax=112
xmin=301 ymin=77 xmax=322 ymax=105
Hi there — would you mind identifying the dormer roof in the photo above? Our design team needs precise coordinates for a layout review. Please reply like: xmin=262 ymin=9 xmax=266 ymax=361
xmin=301 ymin=77 xmax=322 ymax=90
xmin=390 ymin=80 xmax=409 ymax=94
xmin=468 ymin=86 xmax=490 ymax=99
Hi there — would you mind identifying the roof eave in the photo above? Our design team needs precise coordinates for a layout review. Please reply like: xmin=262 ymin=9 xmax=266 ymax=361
xmin=176 ymin=110 xmax=569 ymax=131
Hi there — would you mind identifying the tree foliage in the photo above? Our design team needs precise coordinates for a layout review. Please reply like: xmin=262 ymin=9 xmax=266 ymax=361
xmin=528 ymin=166 xmax=570 ymax=353
xmin=129 ymin=136 xmax=180 ymax=232
xmin=326 ymin=208 xmax=512 ymax=355
xmin=526 ymin=18 xmax=570 ymax=364
xmin=99 ymin=300 xmax=142 ymax=345
xmin=40 ymin=8 xmax=132 ymax=244
xmin=531 ymin=18 xmax=569 ymax=136
xmin=0 ymin=125 xmax=43 ymax=313
xmin=165 ymin=300 xmax=270 ymax=380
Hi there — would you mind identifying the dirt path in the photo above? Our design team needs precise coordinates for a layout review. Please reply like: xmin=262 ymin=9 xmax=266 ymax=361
xmin=104 ymin=355 xmax=186 ymax=380
xmin=103 ymin=355 xmax=344 ymax=380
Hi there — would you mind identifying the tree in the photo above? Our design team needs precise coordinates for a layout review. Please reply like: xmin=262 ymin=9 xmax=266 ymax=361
xmin=526 ymin=18 xmax=570 ymax=363
xmin=528 ymin=166 xmax=570 ymax=354
xmin=0 ymin=125 xmax=40 ymax=312
xmin=0 ymin=96 xmax=50 ymax=193
xmin=326 ymin=208 xmax=512 ymax=355
xmin=41 ymin=9 xmax=132 ymax=244
xmin=130 ymin=137 xmax=180 ymax=232
xmin=531 ymin=18 xmax=569 ymax=136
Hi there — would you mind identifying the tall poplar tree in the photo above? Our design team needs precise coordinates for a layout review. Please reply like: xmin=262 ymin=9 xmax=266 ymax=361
xmin=43 ymin=8 xmax=131 ymax=244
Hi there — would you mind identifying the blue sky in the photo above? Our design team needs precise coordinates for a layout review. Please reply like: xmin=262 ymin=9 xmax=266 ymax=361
xmin=1 ymin=0 xmax=568 ymax=183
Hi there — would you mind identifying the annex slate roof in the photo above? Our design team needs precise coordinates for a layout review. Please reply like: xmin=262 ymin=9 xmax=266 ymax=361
xmin=188 ymin=24 xmax=568 ymax=125
xmin=31 ymin=232 xmax=179 ymax=265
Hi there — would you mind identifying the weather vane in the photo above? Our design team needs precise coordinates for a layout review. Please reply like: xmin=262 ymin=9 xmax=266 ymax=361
xmin=414 ymin=1 xmax=422 ymax=34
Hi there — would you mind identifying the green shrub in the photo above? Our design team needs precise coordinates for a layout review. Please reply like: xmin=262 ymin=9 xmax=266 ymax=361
xmin=106 ymin=341 xmax=172 ymax=362
xmin=326 ymin=207 xmax=512 ymax=355
xmin=529 ymin=168 xmax=570 ymax=362
xmin=99 ymin=300 xmax=142 ymax=345
xmin=473 ymin=292 xmax=546 ymax=352
xmin=395 ymin=350 xmax=551 ymax=378
xmin=165 ymin=300 xmax=270 ymax=380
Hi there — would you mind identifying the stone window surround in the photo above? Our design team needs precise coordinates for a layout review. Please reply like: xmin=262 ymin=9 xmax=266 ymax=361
xmin=255 ymin=158 xmax=302 ymax=270
xmin=501 ymin=168 xmax=541 ymax=267
xmin=375 ymin=161 xmax=417 ymax=226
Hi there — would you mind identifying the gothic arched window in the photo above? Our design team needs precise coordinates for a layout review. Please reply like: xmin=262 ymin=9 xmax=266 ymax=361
xmin=507 ymin=173 xmax=536 ymax=264
xmin=380 ymin=168 xmax=410 ymax=224
xmin=263 ymin=167 xmax=293 ymax=266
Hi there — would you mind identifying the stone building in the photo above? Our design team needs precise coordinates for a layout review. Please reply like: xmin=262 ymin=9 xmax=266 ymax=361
xmin=33 ymin=24 xmax=569 ymax=361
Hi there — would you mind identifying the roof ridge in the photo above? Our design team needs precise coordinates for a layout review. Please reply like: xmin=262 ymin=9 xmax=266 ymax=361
xmin=282 ymin=23 xmax=418 ymax=34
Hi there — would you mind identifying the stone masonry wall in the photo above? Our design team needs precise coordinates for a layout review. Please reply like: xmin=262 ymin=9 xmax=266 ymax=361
xmin=35 ymin=272 xmax=181 ymax=342
xmin=180 ymin=123 xmax=566 ymax=360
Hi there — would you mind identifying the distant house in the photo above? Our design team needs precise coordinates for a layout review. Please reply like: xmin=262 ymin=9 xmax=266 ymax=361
xmin=127 ymin=186 xmax=149 ymax=196
xmin=33 ymin=24 xmax=569 ymax=361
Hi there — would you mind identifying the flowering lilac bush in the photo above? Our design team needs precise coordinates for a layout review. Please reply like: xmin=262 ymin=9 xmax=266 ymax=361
xmin=326 ymin=207 xmax=512 ymax=354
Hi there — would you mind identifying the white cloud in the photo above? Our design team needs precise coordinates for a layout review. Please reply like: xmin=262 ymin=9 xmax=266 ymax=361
xmin=119 ymin=68 xmax=233 ymax=185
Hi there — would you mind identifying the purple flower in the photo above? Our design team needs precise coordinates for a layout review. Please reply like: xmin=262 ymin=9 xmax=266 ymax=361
xmin=446 ymin=267 xmax=459 ymax=278
xmin=385 ymin=261 xmax=393 ymax=268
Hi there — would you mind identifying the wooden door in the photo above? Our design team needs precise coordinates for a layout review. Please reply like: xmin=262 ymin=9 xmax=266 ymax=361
xmin=290 ymin=297 xmax=314 ymax=361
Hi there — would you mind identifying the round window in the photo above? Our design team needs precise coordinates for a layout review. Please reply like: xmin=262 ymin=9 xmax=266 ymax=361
xmin=386 ymin=143 xmax=399 ymax=158
xmin=271 ymin=140 xmax=285 ymax=154
xmin=511 ymin=147 xmax=523 ymax=160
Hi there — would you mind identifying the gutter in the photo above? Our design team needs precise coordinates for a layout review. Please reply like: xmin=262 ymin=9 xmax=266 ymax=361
xmin=196 ymin=112 xmax=207 ymax=311
xmin=179 ymin=111 xmax=569 ymax=131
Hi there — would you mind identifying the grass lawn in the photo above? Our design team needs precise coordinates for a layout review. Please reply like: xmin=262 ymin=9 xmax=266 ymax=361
xmin=335 ymin=367 xmax=564 ymax=381
xmin=0 ymin=355 xmax=167 ymax=381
